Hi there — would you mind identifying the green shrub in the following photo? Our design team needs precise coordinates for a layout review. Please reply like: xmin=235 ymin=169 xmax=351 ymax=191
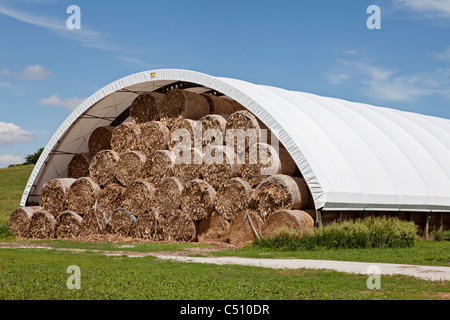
xmin=253 ymin=216 xmax=418 ymax=251
xmin=431 ymin=229 xmax=450 ymax=241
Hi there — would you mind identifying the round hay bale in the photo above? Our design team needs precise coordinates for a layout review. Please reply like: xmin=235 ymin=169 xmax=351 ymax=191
xmin=199 ymin=114 xmax=227 ymax=149
xmin=89 ymin=149 xmax=120 ymax=187
xmin=154 ymin=177 xmax=184 ymax=216
xmin=173 ymin=148 xmax=202 ymax=186
xmin=82 ymin=206 xmax=108 ymax=235
xmin=239 ymin=143 xmax=297 ymax=187
xmin=201 ymin=145 xmax=238 ymax=190
xmin=180 ymin=179 xmax=215 ymax=221
xmin=249 ymin=174 xmax=309 ymax=220
xmin=225 ymin=111 xmax=261 ymax=157
xmin=163 ymin=209 xmax=196 ymax=242
xmin=222 ymin=97 xmax=246 ymax=113
xmin=121 ymin=180 xmax=156 ymax=217
xmin=135 ymin=208 xmax=165 ymax=240
xmin=168 ymin=118 xmax=200 ymax=151
xmin=197 ymin=211 xmax=230 ymax=243
xmin=9 ymin=206 xmax=42 ymax=238
xmin=261 ymin=209 xmax=315 ymax=238
xmin=228 ymin=210 xmax=263 ymax=246
xmin=67 ymin=153 xmax=92 ymax=179
xmin=129 ymin=92 xmax=164 ymax=123
xmin=39 ymin=178 xmax=76 ymax=217
xmin=215 ymin=178 xmax=252 ymax=221
xmin=160 ymin=89 xmax=210 ymax=128
xmin=28 ymin=210 xmax=56 ymax=239
xmin=67 ymin=177 xmax=100 ymax=215
xmin=108 ymin=208 xmax=136 ymax=237
xmin=96 ymin=183 xmax=126 ymax=218
xmin=142 ymin=150 xmax=175 ymax=186
xmin=138 ymin=121 xmax=170 ymax=156
xmin=110 ymin=122 xmax=141 ymax=155
xmin=200 ymin=93 xmax=234 ymax=115
xmin=115 ymin=151 xmax=146 ymax=187
xmin=88 ymin=126 xmax=115 ymax=155
xmin=55 ymin=210 xmax=83 ymax=238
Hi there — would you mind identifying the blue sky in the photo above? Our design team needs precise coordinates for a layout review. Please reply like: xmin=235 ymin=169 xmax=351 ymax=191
xmin=0 ymin=0 xmax=449 ymax=167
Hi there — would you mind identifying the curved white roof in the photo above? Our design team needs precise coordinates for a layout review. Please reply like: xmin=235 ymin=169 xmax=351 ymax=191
xmin=21 ymin=69 xmax=450 ymax=212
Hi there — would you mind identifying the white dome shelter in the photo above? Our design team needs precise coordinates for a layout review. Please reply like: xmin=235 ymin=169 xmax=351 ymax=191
xmin=21 ymin=69 xmax=450 ymax=219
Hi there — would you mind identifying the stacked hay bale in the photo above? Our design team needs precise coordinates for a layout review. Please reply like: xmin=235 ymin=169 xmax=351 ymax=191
xmin=12 ymin=89 xmax=315 ymax=244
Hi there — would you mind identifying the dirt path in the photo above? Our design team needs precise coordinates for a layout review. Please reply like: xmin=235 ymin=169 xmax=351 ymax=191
xmin=1 ymin=242 xmax=449 ymax=281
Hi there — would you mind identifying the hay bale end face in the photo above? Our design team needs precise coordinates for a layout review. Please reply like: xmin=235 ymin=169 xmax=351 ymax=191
xmin=129 ymin=92 xmax=164 ymax=123
xmin=67 ymin=177 xmax=100 ymax=216
xmin=142 ymin=150 xmax=175 ymax=186
xmin=138 ymin=121 xmax=170 ymax=156
xmin=28 ymin=210 xmax=56 ymax=239
xmin=115 ymin=151 xmax=146 ymax=187
xmin=197 ymin=211 xmax=230 ymax=243
xmin=163 ymin=209 xmax=196 ymax=242
xmin=110 ymin=122 xmax=141 ymax=155
xmin=154 ymin=177 xmax=184 ymax=216
xmin=261 ymin=209 xmax=315 ymax=238
xmin=215 ymin=178 xmax=252 ymax=221
xmin=168 ymin=118 xmax=200 ymax=151
xmin=89 ymin=149 xmax=120 ymax=187
xmin=88 ymin=126 xmax=115 ymax=155
xmin=160 ymin=89 xmax=210 ymax=127
xmin=67 ymin=153 xmax=92 ymax=179
xmin=199 ymin=114 xmax=227 ymax=150
xmin=82 ymin=207 xmax=108 ymax=236
xmin=121 ymin=180 xmax=156 ymax=217
xmin=39 ymin=178 xmax=76 ymax=217
xmin=181 ymin=179 xmax=216 ymax=221
xmin=201 ymin=145 xmax=238 ymax=190
xmin=9 ymin=206 xmax=42 ymax=237
xmin=135 ymin=208 xmax=165 ymax=240
xmin=249 ymin=174 xmax=309 ymax=220
xmin=96 ymin=183 xmax=126 ymax=218
xmin=108 ymin=208 xmax=136 ymax=237
xmin=55 ymin=210 xmax=83 ymax=238
xmin=228 ymin=211 xmax=263 ymax=246
xmin=173 ymin=148 xmax=202 ymax=186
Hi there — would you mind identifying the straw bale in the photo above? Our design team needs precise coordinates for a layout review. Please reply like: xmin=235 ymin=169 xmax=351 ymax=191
xmin=39 ymin=178 xmax=76 ymax=217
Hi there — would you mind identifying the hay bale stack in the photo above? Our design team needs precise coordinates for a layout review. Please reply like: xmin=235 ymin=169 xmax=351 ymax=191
xmin=110 ymin=122 xmax=141 ymax=155
xmin=9 ymin=206 xmax=42 ymax=237
xmin=67 ymin=153 xmax=92 ymax=179
xmin=154 ymin=177 xmax=184 ymax=216
xmin=121 ymin=180 xmax=155 ymax=217
xmin=201 ymin=145 xmax=238 ymax=190
xmin=129 ymin=92 xmax=164 ymax=123
xmin=163 ymin=209 xmax=196 ymax=242
xmin=181 ymin=179 xmax=216 ymax=221
xmin=96 ymin=183 xmax=126 ymax=217
xmin=28 ymin=210 xmax=56 ymax=239
xmin=108 ymin=208 xmax=136 ymax=237
xmin=228 ymin=211 xmax=263 ymax=245
xmin=215 ymin=178 xmax=252 ymax=221
xmin=200 ymin=93 xmax=234 ymax=115
xmin=197 ymin=211 xmax=230 ymax=243
xmin=89 ymin=149 xmax=120 ymax=187
xmin=261 ymin=209 xmax=315 ymax=238
xmin=39 ymin=178 xmax=75 ymax=217
xmin=225 ymin=110 xmax=261 ymax=155
xmin=138 ymin=121 xmax=170 ymax=156
xmin=88 ymin=126 xmax=115 ymax=155
xmin=249 ymin=174 xmax=309 ymax=220
xmin=239 ymin=143 xmax=297 ymax=187
xmin=160 ymin=89 xmax=210 ymax=128
xmin=173 ymin=148 xmax=202 ymax=185
xmin=67 ymin=177 xmax=100 ymax=215
xmin=199 ymin=114 xmax=227 ymax=149
xmin=82 ymin=207 xmax=108 ymax=235
xmin=135 ymin=208 xmax=165 ymax=240
xmin=55 ymin=211 xmax=83 ymax=238
xmin=115 ymin=151 xmax=146 ymax=187
xmin=142 ymin=150 xmax=175 ymax=186
xmin=168 ymin=119 xmax=200 ymax=151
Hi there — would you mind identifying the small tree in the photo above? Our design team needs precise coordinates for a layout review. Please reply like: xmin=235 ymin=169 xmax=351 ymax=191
xmin=23 ymin=147 xmax=44 ymax=165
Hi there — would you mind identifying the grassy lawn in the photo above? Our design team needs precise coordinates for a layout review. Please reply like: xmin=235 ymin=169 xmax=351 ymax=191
xmin=0 ymin=247 xmax=448 ymax=300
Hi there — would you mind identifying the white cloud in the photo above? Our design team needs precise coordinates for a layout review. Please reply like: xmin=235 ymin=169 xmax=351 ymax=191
xmin=393 ymin=0 xmax=450 ymax=18
xmin=0 ymin=154 xmax=24 ymax=166
xmin=429 ymin=47 xmax=450 ymax=60
xmin=38 ymin=94 xmax=85 ymax=110
xmin=18 ymin=64 xmax=51 ymax=80
xmin=0 ymin=122 xmax=34 ymax=145
xmin=325 ymin=58 xmax=450 ymax=102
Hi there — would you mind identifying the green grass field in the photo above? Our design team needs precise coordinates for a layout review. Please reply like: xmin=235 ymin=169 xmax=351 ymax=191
xmin=0 ymin=165 xmax=449 ymax=300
